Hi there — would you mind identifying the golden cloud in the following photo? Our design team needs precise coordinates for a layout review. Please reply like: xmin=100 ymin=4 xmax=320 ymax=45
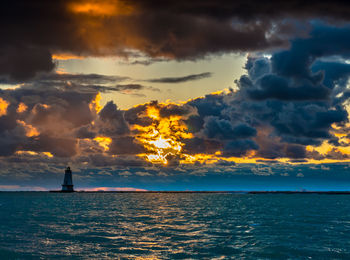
xmin=67 ymin=0 xmax=134 ymax=17
xmin=0 ymin=98 xmax=9 ymax=117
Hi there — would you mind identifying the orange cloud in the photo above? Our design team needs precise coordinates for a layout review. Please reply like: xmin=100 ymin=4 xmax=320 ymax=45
xmin=15 ymin=151 xmax=53 ymax=158
xmin=15 ymin=150 xmax=38 ymax=156
xmin=94 ymin=136 xmax=112 ymax=151
xmin=52 ymin=53 xmax=84 ymax=60
xmin=0 ymin=98 xmax=9 ymax=117
xmin=68 ymin=0 xmax=134 ymax=17
xmin=16 ymin=120 xmax=40 ymax=137
xmin=43 ymin=152 xmax=54 ymax=158
xmin=17 ymin=102 xmax=28 ymax=113
xmin=89 ymin=93 xmax=102 ymax=113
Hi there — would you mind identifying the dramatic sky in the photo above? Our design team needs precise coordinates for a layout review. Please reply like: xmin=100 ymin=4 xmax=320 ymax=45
xmin=2 ymin=0 xmax=350 ymax=191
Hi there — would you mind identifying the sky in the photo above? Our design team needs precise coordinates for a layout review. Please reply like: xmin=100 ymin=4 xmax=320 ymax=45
xmin=1 ymin=0 xmax=350 ymax=191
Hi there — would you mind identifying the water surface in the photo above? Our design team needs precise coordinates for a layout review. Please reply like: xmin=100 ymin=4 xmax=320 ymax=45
xmin=0 ymin=192 xmax=350 ymax=259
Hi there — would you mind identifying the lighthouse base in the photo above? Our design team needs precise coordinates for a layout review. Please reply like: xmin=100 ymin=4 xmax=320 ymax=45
xmin=61 ymin=185 xmax=74 ymax=192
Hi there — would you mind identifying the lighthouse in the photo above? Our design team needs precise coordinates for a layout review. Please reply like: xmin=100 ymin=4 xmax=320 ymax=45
xmin=61 ymin=166 xmax=74 ymax=192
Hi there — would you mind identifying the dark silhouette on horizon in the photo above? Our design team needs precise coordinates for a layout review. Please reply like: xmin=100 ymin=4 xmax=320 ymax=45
xmin=61 ymin=167 xmax=74 ymax=192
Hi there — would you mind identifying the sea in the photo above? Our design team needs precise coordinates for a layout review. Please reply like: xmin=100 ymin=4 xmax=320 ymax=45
xmin=0 ymin=192 xmax=350 ymax=259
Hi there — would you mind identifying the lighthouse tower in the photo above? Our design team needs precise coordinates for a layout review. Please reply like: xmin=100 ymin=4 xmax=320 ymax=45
xmin=61 ymin=166 xmax=74 ymax=192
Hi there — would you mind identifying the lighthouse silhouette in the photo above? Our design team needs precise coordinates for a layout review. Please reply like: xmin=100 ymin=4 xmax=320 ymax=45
xmin=61 ymin=166 xmax=74 ymax=192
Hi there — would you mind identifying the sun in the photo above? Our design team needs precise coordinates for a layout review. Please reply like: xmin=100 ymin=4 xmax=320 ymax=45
xmin=134 ymin=104 xmax=192 ymax=165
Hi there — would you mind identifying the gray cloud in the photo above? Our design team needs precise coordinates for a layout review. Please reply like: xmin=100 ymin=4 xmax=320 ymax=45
xmin=8 ymin=73 xmax=160 ymax=96
xmin=66 ymin=83 xmax=160 ymax=94
xmin=37 ymin=73 xmax=129 ymax=85
xmin=146 ymin=72 xmax=212 ymax=83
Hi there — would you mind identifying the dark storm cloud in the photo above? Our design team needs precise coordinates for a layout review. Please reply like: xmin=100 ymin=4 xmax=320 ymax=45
xmin=159 ymin=103 xmax=194 ymax=117
xmin=284 ymin=144 xmax=307 ymax=159
xmin=0 ymin=46 xmax=55 ymax=82
xmin=223 ymin=139 xmax=259 ymax=157
xmin=97 ymin=101 xmax=130 ymax=136
xmin=146 ymin=72 xmax=212 ymax=83
xmin=185 ymin=115 xmax=205 ymax=133
xmin=84 ymin=154 xmax=149 ymax=167
xmin=187 ymin=93 xmax=228 ymax=118
xmin=269 ymin=24 xmax=350 ymax=92
xmin=254 ymin=24 xmax=350 ymax=146
xmin=23 ymin=135 xmax=78 ymax=157
xmin=130 ymin=0 xmax=350 ymax=20
xmin=181 ymin=23 xmax=350 ymax=159
xmin=0 ymin=128 xmax=26 ymax=157
xmin=75 ymin=125 xmax=96 ymax=139
xmin=183 ymin=94 xmax=260 ymax=157
xmin=269 ymin=103 xmax=347 ymax=145
xmin=201 ymin=116 xmax=257 ymax=140
xmin=124 ymin=104 xmax=153 ymax=127
xmin=311 ymin=61 xmax=350 ymax=90
xmin=26 ymin=91 xmax=96 ymax=128
xmin=246 ymin=74 xmax=331 ymax=101
xmin=182 ymin=137 xmax=222 ymax=155
xmin=4 ymin=0 xmax=350 ymax=81
xmin=108 ymin=136 xmax=145 ymax=155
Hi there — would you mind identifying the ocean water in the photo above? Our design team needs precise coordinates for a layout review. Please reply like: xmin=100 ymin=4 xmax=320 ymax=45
xmin=0 ymin=193 xmax=350 ymax=259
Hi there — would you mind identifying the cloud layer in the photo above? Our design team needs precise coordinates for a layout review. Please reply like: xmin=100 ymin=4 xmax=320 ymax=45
xmin=3 ymin=0 xmax=350 ymax=81
xmin=0 ymin=24 xmax=350 ymax=169
xmin=2 ymin=2 xmax=350 ymax=188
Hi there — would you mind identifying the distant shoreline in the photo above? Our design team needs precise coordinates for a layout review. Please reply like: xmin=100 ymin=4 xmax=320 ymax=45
xmin=50 ymin=191 xmax=350 ymax=194
xmin=1 ymin=190 xmax=350 ymax=194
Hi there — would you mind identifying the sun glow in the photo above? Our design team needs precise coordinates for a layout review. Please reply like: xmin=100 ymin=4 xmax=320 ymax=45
xmin=135 ymin=104 xmax=193 ymax=165
xmin=94 ymin=136 xmax=112 ymax=151
xmin=149 ymin=137 xmax=173 ymax=149
xmin=89 ymin=93 xmax=102 ymax=113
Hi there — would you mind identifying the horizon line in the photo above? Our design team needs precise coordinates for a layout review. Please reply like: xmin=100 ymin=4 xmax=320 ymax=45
xmin=2 ymin=190 xmax=350 ymax=194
